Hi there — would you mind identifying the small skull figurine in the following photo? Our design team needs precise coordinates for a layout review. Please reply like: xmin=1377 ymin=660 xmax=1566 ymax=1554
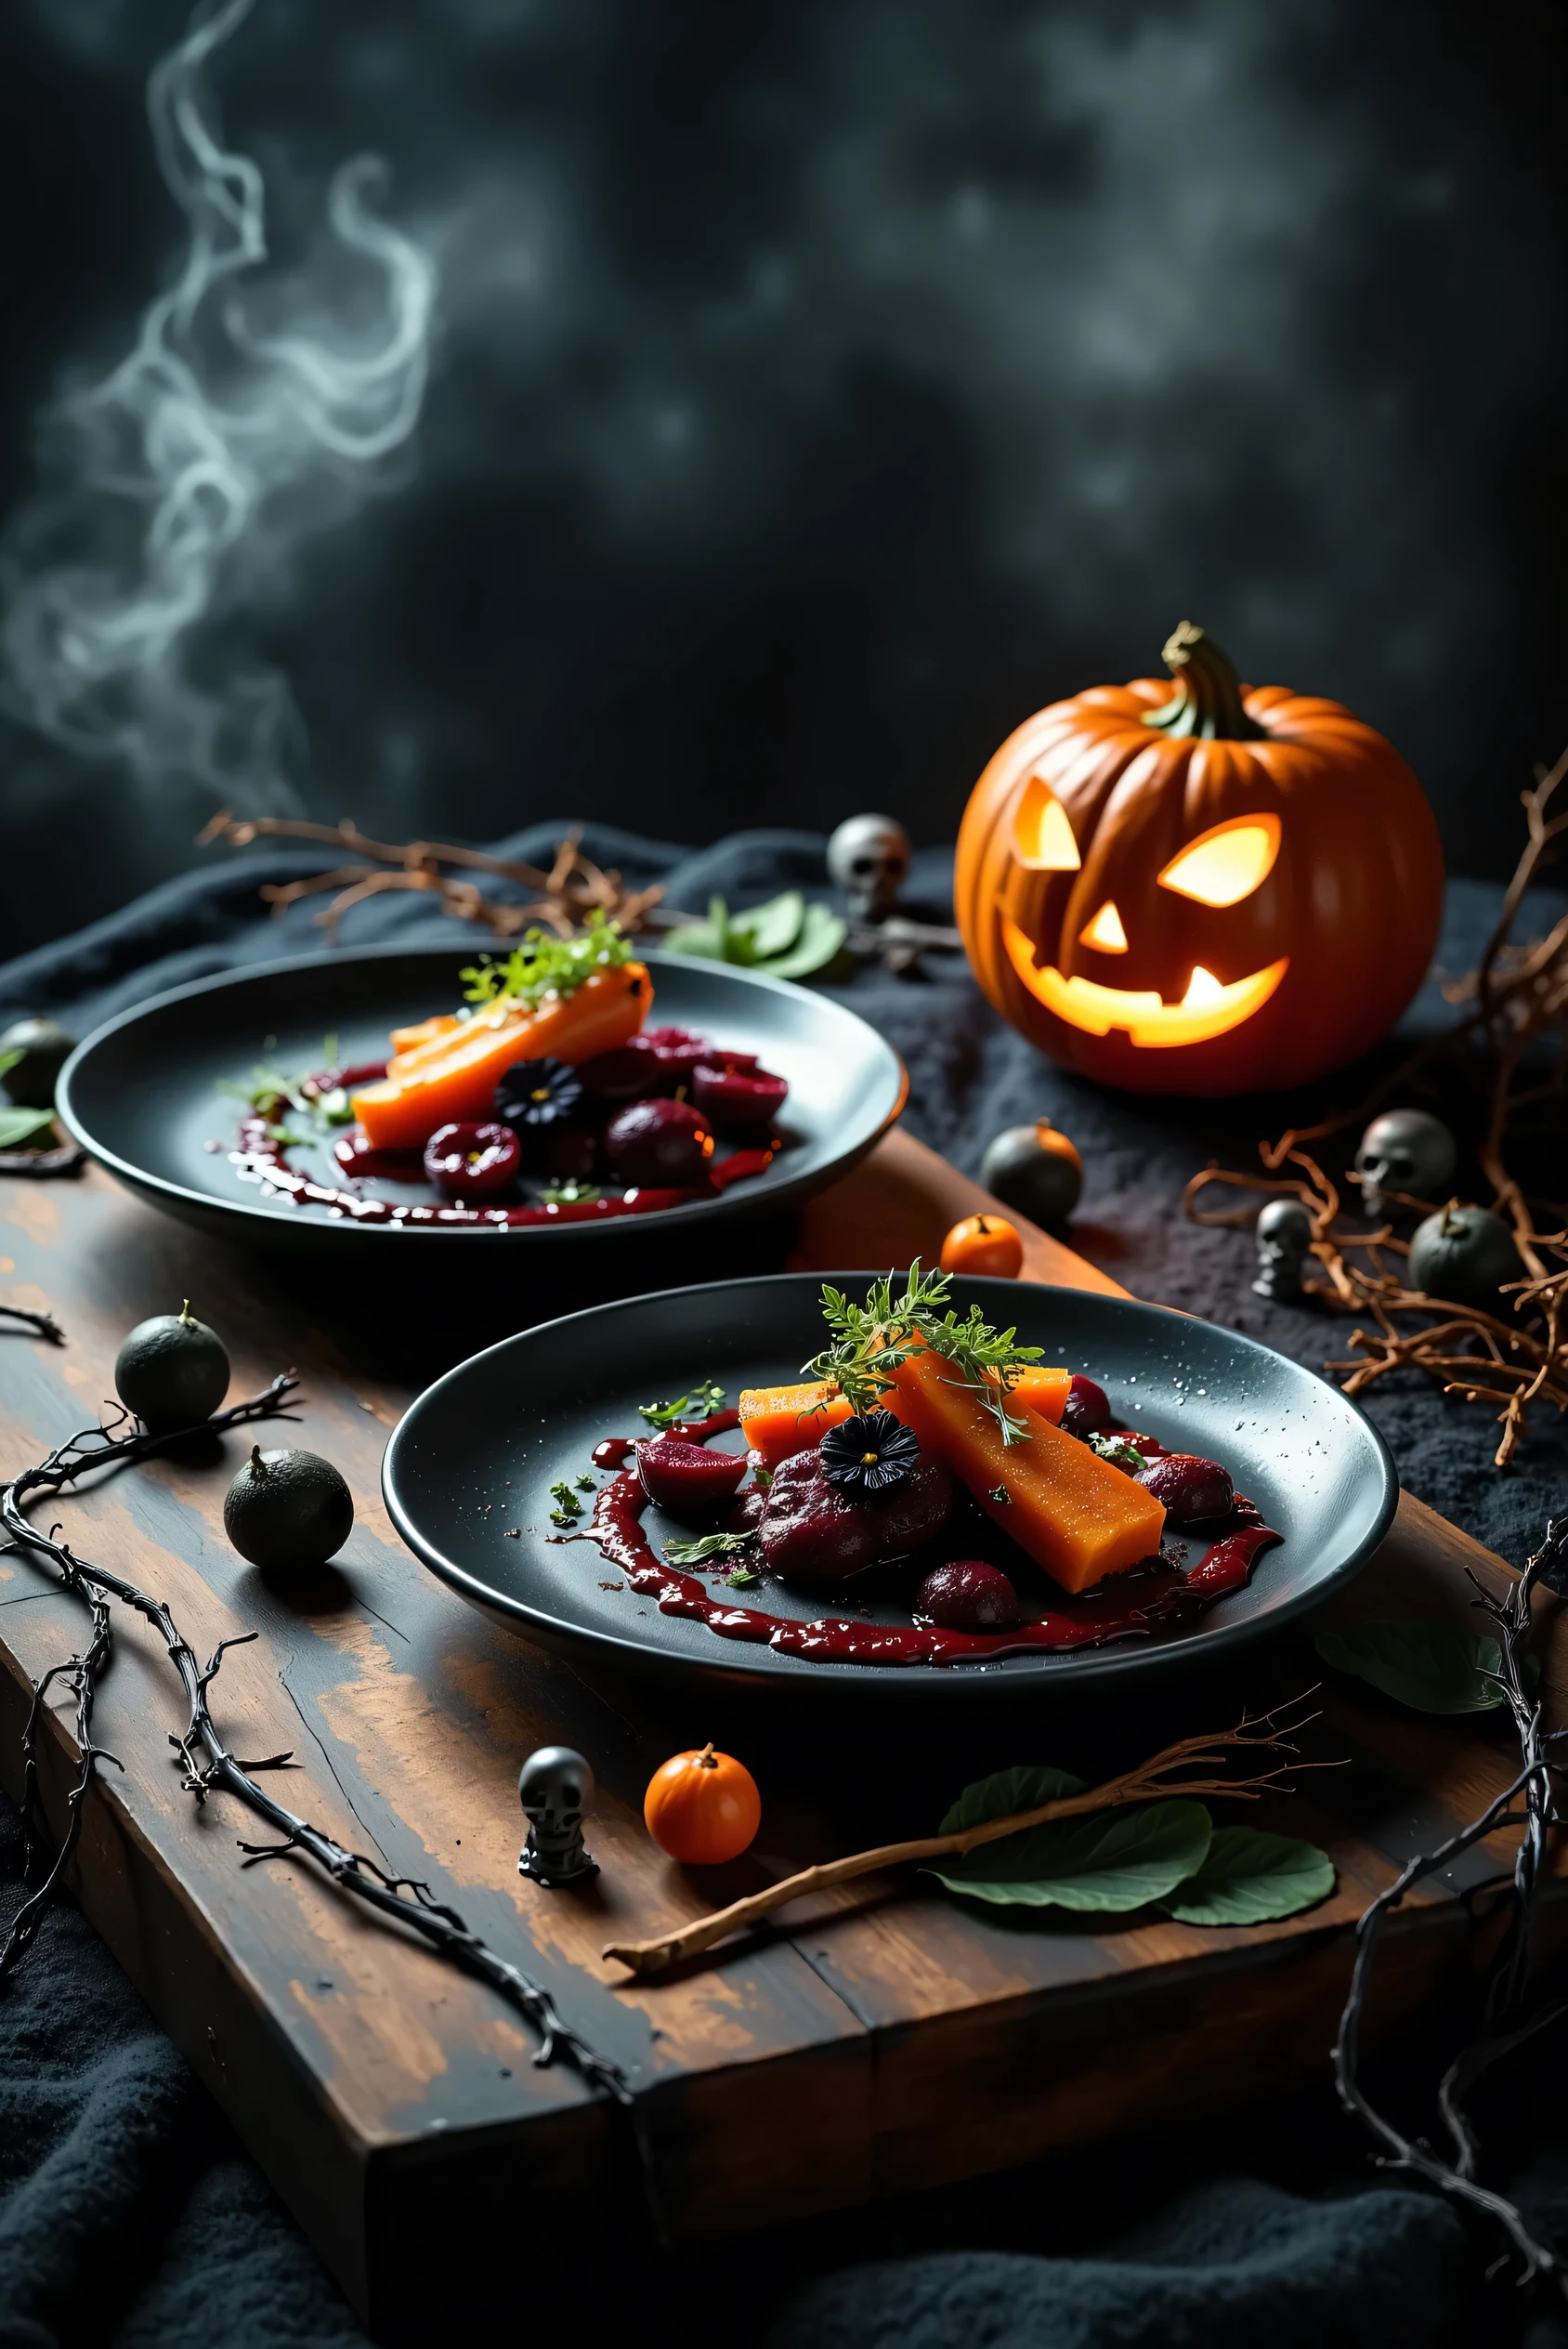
xmin=1353 ymin=1109 xmax=1457 ymax=1220
xmin=517 ymin=1745 xmax=598 ymax=1888
xmin=827 ymin=814 xmax=911 ymax=925
xmin=1252 ymin=1199 xmax=1313 ymax=1303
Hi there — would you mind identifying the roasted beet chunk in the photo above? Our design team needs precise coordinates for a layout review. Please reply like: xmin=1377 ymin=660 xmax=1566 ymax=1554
xmin=915 ymin=1559 xmax=1020 ymax=1631
xmin=1136 ymin=1452 xmax=1235 ymax=1524
xmin=759 ymin=1447 xmax=954 ymax=1586
xmin=1060 ymin=1374 xmax=1111 ymax=1437
xmin=635 ymin=1438 xmax=748 ymax=1518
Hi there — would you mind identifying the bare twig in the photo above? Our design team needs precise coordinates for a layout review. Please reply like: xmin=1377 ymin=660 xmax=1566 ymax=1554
xmin=0 ymin=1305 xmax=64 ymax=1345
xmin=0 ymin=1387 xmax=634 ymax=2106
xmin=198 ymin=814 xmax=678 ymax=941
xmin=1332 ymin=1515 xmax=1568 ymax=2293
xmin=606 ymin=1699 xmax=1327 ymax=1975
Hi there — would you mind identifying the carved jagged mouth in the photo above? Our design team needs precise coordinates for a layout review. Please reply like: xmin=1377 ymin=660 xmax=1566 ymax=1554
xmin=1001 ymin=920 xmax=1288 ymax=1048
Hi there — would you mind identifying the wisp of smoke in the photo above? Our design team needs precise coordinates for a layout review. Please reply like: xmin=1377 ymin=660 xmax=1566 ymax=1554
xmin=0 ymin=0 xmax=436 ymax=811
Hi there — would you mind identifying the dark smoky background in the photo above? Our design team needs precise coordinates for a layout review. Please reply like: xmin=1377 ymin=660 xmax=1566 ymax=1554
xmin=1 ymin=0 xmax=1565 ymax=957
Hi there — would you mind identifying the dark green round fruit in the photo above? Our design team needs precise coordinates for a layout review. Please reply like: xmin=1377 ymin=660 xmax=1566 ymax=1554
xmin=224 ymin=1446 xmax=354 ymax=1569
xmin=978 ymin=1120 xmax=1084 ymax=1225
xmin=0 ymin=1017 xmax=77 ymax=1109
xmin=1407 ymin=1204 xmax=1522 ymax=1313
xmin=114 ymin=1302 xmax=229 ymax=1431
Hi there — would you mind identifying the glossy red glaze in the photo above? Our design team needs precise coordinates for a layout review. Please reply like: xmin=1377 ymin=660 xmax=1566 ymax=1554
xmin=333 ymin=1129 xmax=423 ymax=1182
xmin=592 ymin=1437 xmax=636 ymax=1469
xmin=581 ymin=1469 xmax=1283 ymax=1669
xmin=635 ymin=1437 xmax=749 ymax=1516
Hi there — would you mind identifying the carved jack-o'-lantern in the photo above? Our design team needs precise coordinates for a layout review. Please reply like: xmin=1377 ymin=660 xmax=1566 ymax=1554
xmin=954 ymin=624 xmax=1444 ymax=1096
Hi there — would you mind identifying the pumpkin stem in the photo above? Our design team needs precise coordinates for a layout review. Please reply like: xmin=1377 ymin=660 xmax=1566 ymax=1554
xmin=249 ymin=1443 xmax=268 ymax=1477
xmin=1142 ymin=622 xmax=1265 ymax=742
xmin=696 ymin=1741 xmax=717 ymax=1769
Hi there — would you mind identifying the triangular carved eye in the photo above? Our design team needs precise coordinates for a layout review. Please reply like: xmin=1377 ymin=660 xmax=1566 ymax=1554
xmin=1158 ymin=813 xmax=1280 ymax=906
xmin=1078 ymin=900 xmax=1128 ymax=952
xmin=1013 ymin=777 xmax=1081 ymax=871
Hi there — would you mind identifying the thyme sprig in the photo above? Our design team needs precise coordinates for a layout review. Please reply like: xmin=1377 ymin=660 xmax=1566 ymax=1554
xmin=461 ymin=909 xmax=633 ymax=1013
xmin=802 ymin=1265 xmax=1044 ymax=1444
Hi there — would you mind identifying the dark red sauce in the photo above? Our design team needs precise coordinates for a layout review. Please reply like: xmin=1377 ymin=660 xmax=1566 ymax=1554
xmin=578 ymin=1446 xmax=1281 ymax=1670
xmin=592 ymin=1437 xmax=636 ymax=1470
xmin=232 ymin=1114 xmax=777 ymax=1227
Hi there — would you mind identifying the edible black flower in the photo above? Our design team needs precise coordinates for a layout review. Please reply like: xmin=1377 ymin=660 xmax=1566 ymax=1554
xmin=494 ymin=1057 xmax=582 ymax=1129
xmin=818 ymin=1410 xmax=921 ymax=1497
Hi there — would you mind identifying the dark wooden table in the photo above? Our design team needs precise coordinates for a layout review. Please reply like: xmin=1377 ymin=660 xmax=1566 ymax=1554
xmin=0 ymin=1132 xmax=1560 ymax=2339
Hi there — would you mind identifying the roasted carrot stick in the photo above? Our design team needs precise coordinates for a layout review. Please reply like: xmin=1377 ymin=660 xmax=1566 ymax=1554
xmin=739 ymin=1381 xmax=854 ymax=1464
xmin=352 ymin=963 xmax=652 ymax=1149
xmin=880 ymin=1338 xmax=1164 ymax=1593
xmin=1010 ymin=1366 xmax=1072 ymax=1425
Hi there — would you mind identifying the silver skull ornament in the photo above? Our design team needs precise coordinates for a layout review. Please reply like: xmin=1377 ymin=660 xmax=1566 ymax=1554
xmin=517 ymin=1744 xmax=598 ymax=1887
xmin=827 ymin=813 xmax=911 ymax=925
xmin=1252 ymin=1198 xmax=1313 ymax=1303
xmin=1353 ymin=1109 xmax=1457 ymax=1219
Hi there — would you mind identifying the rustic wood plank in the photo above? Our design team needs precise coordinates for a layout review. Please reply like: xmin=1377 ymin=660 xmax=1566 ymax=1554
xmin=0 ymin=1142 xmax=1556 ymax=2334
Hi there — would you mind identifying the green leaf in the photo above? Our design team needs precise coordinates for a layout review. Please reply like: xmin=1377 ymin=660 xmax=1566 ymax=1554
xmin=660 ymin=918 xmax=728 ymax=963
xmin=0 ymin=1048 xmax=23 ymax=1081
xmin=0 ymin=1107 xmax=56 ymax=1150
xmin=757 ymin=900 xmax=849 ymax=980
xmin=928 ymin=1798 xmax=1213 ymax=1914
xmin=937 ymin=1764 xmax=1088 ymax=1837
xmin=1314 ymin=1619 xmax=1520 ymax=1713
xmin=1159 ymin=1827 xmax=1336 ymax=1926
xmin=639 ymin=1380 xmax=726 ymax=1429
xmin=733 ymin=889 xmax=805 ymax=961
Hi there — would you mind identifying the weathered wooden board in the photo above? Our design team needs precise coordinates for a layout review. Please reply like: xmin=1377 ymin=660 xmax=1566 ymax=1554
xmin=0 ymin=1129 xmax=1560 ymax=2338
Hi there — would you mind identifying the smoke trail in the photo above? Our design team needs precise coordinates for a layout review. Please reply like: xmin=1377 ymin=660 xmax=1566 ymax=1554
xmin=0 ymin=0 xmax=436 ymax=810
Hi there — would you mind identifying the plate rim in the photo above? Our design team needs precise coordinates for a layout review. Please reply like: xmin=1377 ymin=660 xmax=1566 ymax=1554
xmin=55 ymin=941 xmax=909 ymax=1246
xmin=381 ymin=1269 xmax=1400 ymax=1695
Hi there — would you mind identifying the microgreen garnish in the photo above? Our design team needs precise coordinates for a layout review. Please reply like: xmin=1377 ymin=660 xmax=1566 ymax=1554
xmin=542 ymin=1180 xmax=601 ymax=1205
xmin=724 ymin=1563 xmax=761 ymax=1588
xmin=1087 ymin=1432 xmax=1148 ymax=1474
xmin=639 ymin=1380 xmax=726 ymax=1429
xmin=802 ymin=1265 xmax=1043 ymax=1444
xmin=219 ymin=1040 xmax=358 ymax=1134
xmin=662 ymin=1529 xmax=756 ymax=1566
xmin=575 ymin=1475 xmax=595 ymax=1491
xmin=460 ymin=911 xmax=633 ymax=1014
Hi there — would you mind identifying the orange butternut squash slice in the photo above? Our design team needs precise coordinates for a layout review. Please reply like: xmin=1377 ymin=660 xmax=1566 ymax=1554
xmin=738 ymin=1381 xmax=854 ymax=1465
xmin=880 ymin=1338 xmax=1164 ymax=1594
xmin=1009 ymin=1365 xmax=1072 ymax=1425
xmin=352 ymin=963 xmax=652 ymax=1150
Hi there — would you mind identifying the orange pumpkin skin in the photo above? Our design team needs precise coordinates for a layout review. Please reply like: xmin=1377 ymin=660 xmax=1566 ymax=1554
xmin=954 ymin=634 xmax=1444 ymax=1097
xmin=940 ymin=1214 xmax=1025 ymax=1279
xmin=644 ymin=1745 xmax=761 ymax=1865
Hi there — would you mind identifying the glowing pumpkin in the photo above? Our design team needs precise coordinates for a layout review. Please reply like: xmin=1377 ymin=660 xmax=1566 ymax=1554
xmin=954 ymin=624 xmax=1444 ymax=1096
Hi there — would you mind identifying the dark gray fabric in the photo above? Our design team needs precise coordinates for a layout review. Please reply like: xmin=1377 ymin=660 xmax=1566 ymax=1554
xmin=1 ymin=833 xmax=1564 ymax=2347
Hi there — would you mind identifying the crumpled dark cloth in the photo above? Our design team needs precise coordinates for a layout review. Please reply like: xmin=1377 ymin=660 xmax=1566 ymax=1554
xmin=2 ymin=829 xmax=1566 ymax=2348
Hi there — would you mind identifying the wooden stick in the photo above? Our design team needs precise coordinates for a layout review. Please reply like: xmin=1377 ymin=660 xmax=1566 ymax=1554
xmin=603 ymin=1708 xmax=1324 ymax=1976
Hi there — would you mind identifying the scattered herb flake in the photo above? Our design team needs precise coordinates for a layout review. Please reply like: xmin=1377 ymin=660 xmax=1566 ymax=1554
xmin=1087 ymin=1431 xmax=1149 ymax=1474
xmin=574 ymin=1474 xmax=596 ymax=1491
xmin=987 ymin=1484 xmax=1011 ymax=1504
xmin=724 ymin=1563 xmax=761 ymax=1588
xmin=542 ymin=1179 xmax=601 ymax=1205
xmin=640 ymin=1379 xmax=726 ymax=1430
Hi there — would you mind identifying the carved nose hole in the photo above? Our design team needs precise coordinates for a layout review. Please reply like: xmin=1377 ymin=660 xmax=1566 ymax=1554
xmin=1078 ymin=900 xmax=1128 ymax=953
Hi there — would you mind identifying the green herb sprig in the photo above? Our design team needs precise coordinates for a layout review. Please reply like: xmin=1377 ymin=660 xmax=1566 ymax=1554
xmin=663 ymin=1529 xmax=756 ymax=1567
xmin=461 ymin=911 xmax=632 ymax=1014
xmin=549 ymin=1479 xmax=585 ymax=1527
xmin=640 ymin=1380 xmax=726 ymax=1430
xmin=801 ymin=1265 xmax=1044 ymax=1445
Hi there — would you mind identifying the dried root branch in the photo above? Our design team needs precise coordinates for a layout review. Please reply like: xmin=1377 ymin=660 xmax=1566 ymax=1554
xmin=199 ymin=814 xmax=677 ymax=942
xmin=605 ymin=1699 xmax=1329 ymax=1975
xmin=1184 ymin=741 xmax=1568 ymax=1467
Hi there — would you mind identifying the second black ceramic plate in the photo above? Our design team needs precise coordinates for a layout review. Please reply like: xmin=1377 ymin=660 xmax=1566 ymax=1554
xmin=382 ymin=1273 xmax=1397 ymax=1705
xmin=57 ymin=946 xmax=907 ymax=1260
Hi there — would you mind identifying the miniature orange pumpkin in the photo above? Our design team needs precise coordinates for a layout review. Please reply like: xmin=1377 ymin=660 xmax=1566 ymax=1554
xmin=644 ymin=1743 xmax=761 ymax=1865
xmin=939 ymin=1214 xmax=1025 ymax=1279
xmin=954 ymin=624 xmax=1444 ymax=1096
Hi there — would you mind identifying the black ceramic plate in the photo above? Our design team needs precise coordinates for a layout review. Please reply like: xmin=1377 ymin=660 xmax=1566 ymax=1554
xmin=57 ymin=946 xmax=907 ymax=1259
xmin=382 ymin=1273 xmax=1397 ymax=1703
